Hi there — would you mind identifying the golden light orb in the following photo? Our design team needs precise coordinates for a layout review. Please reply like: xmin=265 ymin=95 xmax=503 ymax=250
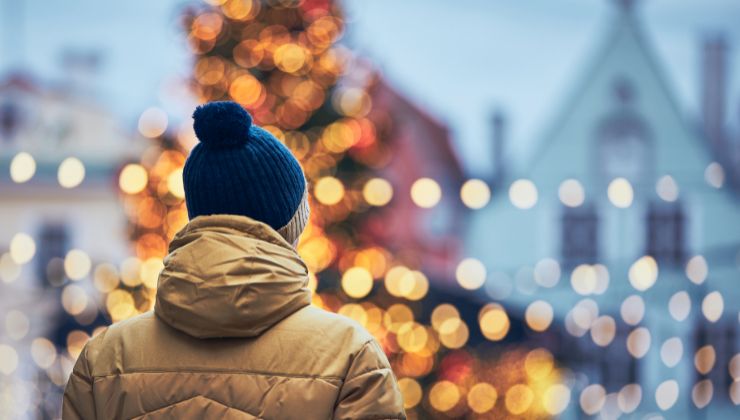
xmin=119 ymin=164 xmax=149 ymax=194
xmin=58 ymin=157 xmax=86 ymax=188
xmin=9 ymin=152 xmax=36 ymax=183
xmin=363 ymin=177 xmax=393 ymax=206
xmin=341 ymin=266 xmax=373 ymax=299
xmin=314 ymin=176 xmax=345 ymax=205
xmin=455 ymin=258 xmax=486 ymax=290
xmin=410 ymin=177 xmax=442 ymax=208
xmin=460 ymin=179 xmax=491 ymax=209
xmin=607 ymin=177 xmax=633 ymax=208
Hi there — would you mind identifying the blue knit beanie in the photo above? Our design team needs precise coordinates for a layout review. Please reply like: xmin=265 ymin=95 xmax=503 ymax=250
xmin=183 ymin=101 xmax=309 ymax=245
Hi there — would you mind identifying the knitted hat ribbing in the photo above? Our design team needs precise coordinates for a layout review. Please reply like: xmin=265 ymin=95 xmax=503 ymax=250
xmin=183 ymin=101 xmax=309 ymax=245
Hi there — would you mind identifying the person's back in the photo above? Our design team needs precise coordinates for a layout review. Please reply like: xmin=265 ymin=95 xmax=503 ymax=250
xmin=63 ymin=102 xmax=406 ymax=420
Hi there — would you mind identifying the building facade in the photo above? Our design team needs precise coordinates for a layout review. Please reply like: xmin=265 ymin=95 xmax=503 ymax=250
xmin=467 ymin=3 xmax=740 ymax=418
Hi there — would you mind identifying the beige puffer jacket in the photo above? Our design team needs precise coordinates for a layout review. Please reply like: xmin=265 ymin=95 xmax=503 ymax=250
xmin=62 ymin=215 xmax=406 ymax=420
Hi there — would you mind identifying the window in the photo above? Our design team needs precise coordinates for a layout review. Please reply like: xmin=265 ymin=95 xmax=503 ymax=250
xmin=561 ymin=205 xmax=598 ymax=266
xmin=646 ymin=201 xmax=684 ymax=265
xmin=596 ymin=77 xmax=652 ymax=183
xmin=35 ymin=223 xmax=69 ymax=287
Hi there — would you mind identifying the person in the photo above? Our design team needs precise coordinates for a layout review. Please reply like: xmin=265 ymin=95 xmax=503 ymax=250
xmin=62 ymin=101 xmax=406 ymax=419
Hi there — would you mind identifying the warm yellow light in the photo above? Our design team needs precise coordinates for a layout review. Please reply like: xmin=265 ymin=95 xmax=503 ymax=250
xmin=397 ymin=322 xmax=428 ymax=353
xmin=628 ymin=256 xmax=658 ymax=291
xmin=167 ymin=168 xmax=185 ymax=198
xmin=508 ymin=179 xmax=538 ymax=209
xmin=229 ymin=74 xmax=264 ymax=106
xmin=397 ymin=378 xmax=422 ymax=409
xmin=607 ymin=177 xmax=633 ymax=208
xmin=455 ymin=258 xmax=486 ymax=290
xmin=58 ymin=157 xmax=85 ymax=188
xmin=363 ymin=178 xmax=393 ymax=206
xmin=558 ymin=179 xmax=585 ymax=207
xmin=467 ymin=383 xmax=497 ymax=414
xmin=138 ymin=107 xmax=168 ymax=138
xmin=314 ymin=176 xmax=345 ymax=205
xmin=460 ymin=179 xmax=491 ymax=209
xmin=505 ymin=384 xmax=534 ymax=415
xmin=410 ymin=177 xmax=441 ymax=208
xmin=9 ymin=152 xmax=36 ymax=183
xmin=543 ymin=384 xmax=571 ymax=415
xmin=341 ymin=266 xmax=373 ymax=299
xmin=438 ymin=318 xmax=469 ymax=349
xmin=570 ymin=264 xmax=597 ymax=295
xmin=524 ymin=348 xmax=554 ymax=379
xmin=140 ymin=258 xmax=164 ymax=289
xmin=431 ymin=304 xmax=460 ymax=331
xmin=525 ymin=300 xmax=553 ymax=332
xmin=119 ymin=164 xmax=149 ymax=194
xmin=338 ymin=304 xmax=367 ymax=327
xmin=274 ymin=43 xmax=308 ymax=74
xmin=9 ymin=233 xmax=36 ymax=264
xmin=429 ymin=381 xmax=460 ymax=412
xmin=64 ymin=249 xmax=92 ymax=280
xmin=479 ymin=304 xmax=510 ymax=341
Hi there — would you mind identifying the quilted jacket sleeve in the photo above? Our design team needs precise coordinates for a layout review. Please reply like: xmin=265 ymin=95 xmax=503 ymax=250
xmin=62 ymin=345 xmax=96 ymax=420
xmin=333 ymin=339 xmax=406 ymax=420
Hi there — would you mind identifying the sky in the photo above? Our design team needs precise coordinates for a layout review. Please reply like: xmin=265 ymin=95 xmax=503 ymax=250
xmin=1 ymin=0 xmax=739 ymax=175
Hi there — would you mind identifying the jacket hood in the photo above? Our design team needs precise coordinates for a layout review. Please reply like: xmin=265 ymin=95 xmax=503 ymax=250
xmin=154 ymin=214 xmax=311 ymax=339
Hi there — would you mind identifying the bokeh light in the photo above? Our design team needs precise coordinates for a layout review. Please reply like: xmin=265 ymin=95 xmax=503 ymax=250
xmin=410 ymin=177 xmax=442 ymax=208
xmin=58 ymin=157 xmax=86 ymax=188
xmin=138 ymin=107 xmax=169 ymax=138
xmin=558 ymin=178 xmax=585 ymax=207
xmin=119 ymin=164 xmax=149 ymax=194
xmin=508 ymin=179 xmax=538 ymax=209
xmin=455 ymin=258 xmax=486 ymax=290
xmin=607 ymin=177 xmax=633 ymax=208
xmin=460 ymin=179 xmax=491 ymax=209
xmin=363 ymin=177 xmax=393 ymax=206
xmin=9 ymin=152 xmax=36 ymax=183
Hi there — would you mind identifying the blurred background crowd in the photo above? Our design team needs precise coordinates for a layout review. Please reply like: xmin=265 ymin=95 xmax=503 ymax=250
xmin=1 ymin=0 xmax=739 ymax=418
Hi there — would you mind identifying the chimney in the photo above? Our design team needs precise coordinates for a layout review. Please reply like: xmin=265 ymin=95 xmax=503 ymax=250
xmin=701 ymin=35 xmax=727 ymax=151
xmin=491 ymin=110 xmax=506 ymax=186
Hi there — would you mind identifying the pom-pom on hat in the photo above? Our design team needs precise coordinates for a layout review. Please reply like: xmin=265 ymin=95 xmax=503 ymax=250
xmin=183 ymin=101 xmax=309 ymax=245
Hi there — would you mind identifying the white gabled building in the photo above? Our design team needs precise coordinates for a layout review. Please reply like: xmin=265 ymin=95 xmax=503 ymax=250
xmin=467 ymin=2 xmax=739 ymax=418
xmin=0 ymin=74 xmax=143 ymax=419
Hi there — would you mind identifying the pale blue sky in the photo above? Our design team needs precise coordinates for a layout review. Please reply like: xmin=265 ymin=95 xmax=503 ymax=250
xmin=1 ymin=0 xmax=738 ymax=174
